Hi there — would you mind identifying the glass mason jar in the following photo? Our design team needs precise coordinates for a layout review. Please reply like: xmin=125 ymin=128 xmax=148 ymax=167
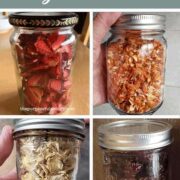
xmin=98 ymin=120 xmax=173 ymax=180
xmin=106 ymin=14 xmax=166 ymax=114
xmin=9 ymin=12 xmax=78 ymax=115
xmin=13 ymin=119 xmax=85 ymax=180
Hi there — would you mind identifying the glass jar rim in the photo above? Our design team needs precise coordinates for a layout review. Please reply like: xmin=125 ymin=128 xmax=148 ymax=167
xmin=9 ymin=12 xmax=78 ymax=28
xmin=112 ymin=14 xmax=166 ymax=31
xmin=13 ymin=118 xmax=85 ymax=140
xmin=98 ymin=120 xmax=173 ymax=151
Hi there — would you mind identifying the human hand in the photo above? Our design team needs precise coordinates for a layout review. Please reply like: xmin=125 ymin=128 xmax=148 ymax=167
xmin=0 ymin=126 xmax=17 ymax=180
xmin=93 ymin=12 xmax=122 ymax=106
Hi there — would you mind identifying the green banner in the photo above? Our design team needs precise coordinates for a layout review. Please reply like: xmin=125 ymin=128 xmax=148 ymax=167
xmin=0 ymin=0 xmax=180 ymax=8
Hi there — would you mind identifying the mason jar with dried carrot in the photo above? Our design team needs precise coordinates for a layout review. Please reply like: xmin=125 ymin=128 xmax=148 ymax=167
xmin=107 ymin=14 xmax=166 ymax=114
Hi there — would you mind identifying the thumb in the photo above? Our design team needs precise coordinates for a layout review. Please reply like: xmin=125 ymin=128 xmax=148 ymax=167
xmin=0 ymin=126 xmax=14 ymax=166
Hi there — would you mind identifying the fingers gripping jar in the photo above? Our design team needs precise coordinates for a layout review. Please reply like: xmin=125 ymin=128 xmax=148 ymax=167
xmin=98 ymin=120 xmax=173 ymax=180
xmin=107 ymin=14 xmax=166 ymax=114
xmin=9 ymin=12 xmax=78 ymax=115
xmin=14 ymin=119 xmax=85 ymax=180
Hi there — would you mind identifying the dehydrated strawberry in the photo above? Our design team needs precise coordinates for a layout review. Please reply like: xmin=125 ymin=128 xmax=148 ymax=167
xmin=60 ymin=45 xmax=73 ymax=60
xmin=62 ymin=69 xmax=70 ymax=80
xmin=24 ymin=45 xmax=38 ymax=57
xmin=48 ymin=33 xmax=66 ymax=51
xmin=18 ymin=33 xmax=38 ymax=47
xmin=40 ymin=53 xmax=61 ymax=67
xmin=48 ymin=79 xmax=62 ymax=92
xmin=27 ymin=73 xmax=49 ymax=88
xmin=63 ymin=80 xmax=72 ymax=90
xmin=49 ymin=102 xmax=59 ymax=115
xmin=27 ymin=64 xmax=50 ymax=73
xmin=15 ymin=30 xmax=74 ymax=114
xmin=59 ymin=92 xmax=70 ymax=106
xmin=46 ymin=92 xmax=58 ymax=102
xmin=52 ymin=36 xmax=66 ymax=51
xmin=35 ymin=36 xmax=52 ymax=55
xmin=49 ymin=65 xmax=62 ymax=79
xmin=24 ymin=87 xmax=43 ymax=107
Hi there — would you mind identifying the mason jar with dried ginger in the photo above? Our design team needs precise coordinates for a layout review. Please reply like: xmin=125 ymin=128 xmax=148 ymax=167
xmin=107 ymin=14 xmax=166 ymax=114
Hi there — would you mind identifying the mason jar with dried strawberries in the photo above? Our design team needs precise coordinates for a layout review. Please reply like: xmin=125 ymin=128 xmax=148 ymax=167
xmin=9 ymin=12 xmax=78 ymax=115
xmin=107 ymin=14 xmax=166 ymax=114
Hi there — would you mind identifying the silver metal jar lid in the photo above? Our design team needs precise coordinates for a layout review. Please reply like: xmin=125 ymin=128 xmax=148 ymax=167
xmin=98 ymin=120 xmax=172 ymax=151
xmin=112 ymin=14 xmax=166 ymax=30
xmin=14 ymin=119 xmax=85 ymax=140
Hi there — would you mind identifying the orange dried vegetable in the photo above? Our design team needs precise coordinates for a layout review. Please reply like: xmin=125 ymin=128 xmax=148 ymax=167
xmin=107 ymin=35 xmax=165 ymax=114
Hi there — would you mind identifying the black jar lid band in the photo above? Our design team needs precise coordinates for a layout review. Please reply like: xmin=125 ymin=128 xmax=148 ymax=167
xmin=9 ymin=12 xmax=79 ymax=28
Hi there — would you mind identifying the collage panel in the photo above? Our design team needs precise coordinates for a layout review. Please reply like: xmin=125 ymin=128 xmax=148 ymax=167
xmin=0 ymin=118 xmax=89 ymax=179
xmin=93 ymin=118 xmax=180 ymax=180
xmin=0 ymin=11 xmax=89 ymax=115
xmin=93 ymin=12 xmax=180 ymax=115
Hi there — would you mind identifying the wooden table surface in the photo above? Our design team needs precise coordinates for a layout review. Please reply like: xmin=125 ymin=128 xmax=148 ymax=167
xmin=0 ymin=30 xmax=89 ymax=115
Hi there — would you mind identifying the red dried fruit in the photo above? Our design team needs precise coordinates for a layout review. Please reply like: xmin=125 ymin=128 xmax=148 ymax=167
xmin=27 ymin=64 xmax=50 ymax=73
xmin=24 ymin=45 xmax=38 ymax=57
xmin=48 ymin=79 xmax=61 ymax=92
xmin=62 ymin=69 xmax=70 ymax=80
xmin=24 ymin=87 xmax=43 ymax=106
xmin=63 ymin=80 xmax=72 ymax=90
xmin=49 ymin=65 xmax=62 ymax=79
xmin=49 ymin=102 xmax=59 ymax=115
xmin=18 ymin=34 xmax=38 ymax=47
xmin=46 ymin=92 xmax=57 ymax=102
xmin=60 ymin=45 xmax=73 ymax=59
xmin=59 ymin=92 xmax=70 ymax=106
xmin=35 ymin=36 xmax=52 ymax=55
xmin=48 ymin=33 xmax=66 ymax=51
xmin=40 ymin=53 xmax=61 ymax=67
xmin=27 ymin=73 xmax=49 ymax=88
xmin=14 ymin=31 xmax=74 ymax=114
xmin=52 ymin=35 xmax=66 ymax=51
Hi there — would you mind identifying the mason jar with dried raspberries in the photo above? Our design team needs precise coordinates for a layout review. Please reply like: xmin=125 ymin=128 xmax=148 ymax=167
xmin=9 ymin=12 xmax=78 ymax=115
xmin=107 ymin=14 xmax=166 ymax=114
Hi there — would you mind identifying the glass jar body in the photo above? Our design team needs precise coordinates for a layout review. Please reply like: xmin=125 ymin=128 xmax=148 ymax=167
xmin=102 ymin=146 xmax=171 ymax=180
xmin=10 ymin=26 xmax=77 ymax=115
xmin=106 ymin=30 xmax=166 ymax=114
xmin=15 ymin=130 xmax=81 ymax=180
